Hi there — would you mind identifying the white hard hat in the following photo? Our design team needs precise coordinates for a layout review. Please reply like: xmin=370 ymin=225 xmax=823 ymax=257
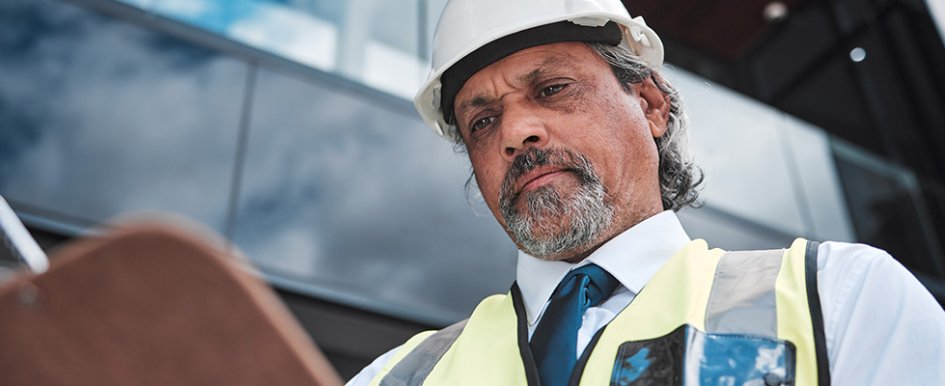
xmin=414 ymin=0 xmax=664 ymax=139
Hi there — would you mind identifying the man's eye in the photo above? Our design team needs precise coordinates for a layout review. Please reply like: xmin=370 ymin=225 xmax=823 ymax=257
xmin=539 ymin=84 xmax=567 ymax=98
xmin=470 ymin=116 xmax=496 ymax=133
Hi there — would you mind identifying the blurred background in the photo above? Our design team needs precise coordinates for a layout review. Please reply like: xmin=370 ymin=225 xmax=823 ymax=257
xmin=1 ymin=0 xmax=943 ymax=379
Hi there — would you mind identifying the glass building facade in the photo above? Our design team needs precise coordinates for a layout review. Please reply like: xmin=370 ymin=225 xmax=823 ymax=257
xmin=1 ymin=0 xmax=942 ymax=333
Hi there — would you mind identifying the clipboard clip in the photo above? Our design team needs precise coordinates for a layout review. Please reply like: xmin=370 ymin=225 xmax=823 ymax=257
xmin=0 ymin=195 xmax=49 ymax=274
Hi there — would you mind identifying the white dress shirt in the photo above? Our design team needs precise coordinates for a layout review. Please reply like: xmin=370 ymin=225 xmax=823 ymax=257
xmin=348 ymin=211 xmax=945 ymax=385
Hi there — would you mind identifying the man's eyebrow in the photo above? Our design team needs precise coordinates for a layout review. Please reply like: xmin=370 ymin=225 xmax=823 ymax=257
xmin=456 ymin=56 xmax=571 ymax=117
xmin=456 ymin=96 xmax=492 ymax=117
xmin=519 ymin=56 xmax=568 ymax=84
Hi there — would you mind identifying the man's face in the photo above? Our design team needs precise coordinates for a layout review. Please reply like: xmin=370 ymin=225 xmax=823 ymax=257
xmin=452 ymin=42 xmax=671 ymax=262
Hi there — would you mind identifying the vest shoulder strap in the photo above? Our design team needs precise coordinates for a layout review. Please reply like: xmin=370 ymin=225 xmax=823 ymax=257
xmin=706 ymin=248 xmax=785 ymax=336
xmin=367 ymin=330 xmax=434 ymax=386
xmin=377 ymin=320 xmax=468 ymax=386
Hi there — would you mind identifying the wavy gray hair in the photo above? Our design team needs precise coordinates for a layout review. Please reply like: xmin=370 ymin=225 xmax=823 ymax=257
xmin=444 ymin=42 xmax=703 ymax=211
xmin=588 ymin=42 xmax=703 ymax=211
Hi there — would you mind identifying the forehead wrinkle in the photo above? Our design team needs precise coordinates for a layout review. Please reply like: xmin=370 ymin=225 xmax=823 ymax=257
xmin=518 ymin=55 xmax=568 ymax=85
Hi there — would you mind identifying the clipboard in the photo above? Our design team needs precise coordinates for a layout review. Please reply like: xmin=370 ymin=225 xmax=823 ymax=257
xmin=0 ymin=222 xmax=343 ymax=386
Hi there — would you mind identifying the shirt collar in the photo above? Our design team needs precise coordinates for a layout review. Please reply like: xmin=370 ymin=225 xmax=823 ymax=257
xmin=515 ymin=210 xmax=692 ymax=325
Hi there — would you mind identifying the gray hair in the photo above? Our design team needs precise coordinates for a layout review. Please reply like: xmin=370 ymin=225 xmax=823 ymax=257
xmin=445 ymin=42 xmax=703 ymax=211
xmin=588 ymin=42 xmax=703 ymax=211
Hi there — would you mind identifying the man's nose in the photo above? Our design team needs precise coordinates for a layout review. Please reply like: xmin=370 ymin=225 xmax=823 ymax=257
xmin=499 ymin=105 xmax=549 ymax=161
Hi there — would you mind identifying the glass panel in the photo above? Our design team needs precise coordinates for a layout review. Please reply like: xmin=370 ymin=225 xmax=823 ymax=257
xmin=833 ymin=140 xmax=945 ymax=278
xmin=0 ymin=0 xmax=246 ymax=232
xmin=664 ymin=66 xmax=807 ymax=236
xmin=149 ymin=0 xmax=425 ymax=99
xmin=114 ymin=0 xmax=153 ymax=8
xmin=360 ymin=10 xmax=425 ymax=98
xmin=152 ymin=0 xmax=338 ymax=72
xmin=234 ymin=67 xmax=516 ymax=323
xmin=779 ymin=113 xmax=855 ymax=241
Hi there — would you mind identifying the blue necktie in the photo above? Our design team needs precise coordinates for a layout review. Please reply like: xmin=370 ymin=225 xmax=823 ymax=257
xmin=530 ymin=264 xmax=619 ymax=386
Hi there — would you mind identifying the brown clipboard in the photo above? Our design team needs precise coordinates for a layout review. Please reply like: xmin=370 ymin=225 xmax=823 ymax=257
xmin=0 ymin=223 xmax=343 ymax=386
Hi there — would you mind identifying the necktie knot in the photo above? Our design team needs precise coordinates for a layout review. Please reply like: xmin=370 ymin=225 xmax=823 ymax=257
xmin=530 ymin=264 xmax=618 ymax=386
xmin=568 ymin=264 xmax=619 ymax=309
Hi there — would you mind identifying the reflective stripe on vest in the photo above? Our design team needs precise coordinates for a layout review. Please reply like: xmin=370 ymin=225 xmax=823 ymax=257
xmin=705 ymin=249 xmax=783 ymax=336
xmin=379 ymin=320 xmax=468 ymax=386
xmin=371 ymin=238 xmax=827 ymax=386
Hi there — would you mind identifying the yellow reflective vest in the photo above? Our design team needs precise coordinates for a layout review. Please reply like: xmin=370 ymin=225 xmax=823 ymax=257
xmin=369 ymin=239 xmax=829 ymax=386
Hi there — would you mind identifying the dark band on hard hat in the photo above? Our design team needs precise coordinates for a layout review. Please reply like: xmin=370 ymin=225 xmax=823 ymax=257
xmin=440 ymin=21 xmax=622 ymax=125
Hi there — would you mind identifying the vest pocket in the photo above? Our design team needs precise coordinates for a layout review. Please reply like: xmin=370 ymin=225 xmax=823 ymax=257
xmin=610 ymin=325 xmax=796 ymax=386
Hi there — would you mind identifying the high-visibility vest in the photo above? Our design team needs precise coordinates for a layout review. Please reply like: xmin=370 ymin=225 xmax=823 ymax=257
xmin=370 ymin=239 xmax=829 ymax=386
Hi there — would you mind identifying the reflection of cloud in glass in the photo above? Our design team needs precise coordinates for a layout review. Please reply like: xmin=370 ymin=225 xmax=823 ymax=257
xmin=114 ymin=0 xmax=155 ymax=9
xmin=0 ymin=0 xmax=516 ymax=323
xmin=146 ymin=0 xmax=428 ymax=99
xmin=150 ymin=0 xmax=337 ymax=71
xmin=228 ymin=5 xmax=337 ymax=71
xmin=0 ymin=0 xmax=244 ymax=232
xmin=158 ymin=0 xmax=210 ymax=16
xmin=235 ymin=68 xmax=517 ymax=322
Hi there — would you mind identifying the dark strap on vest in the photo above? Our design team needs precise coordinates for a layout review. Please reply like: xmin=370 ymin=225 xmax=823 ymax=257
xmin=511 ymin=284 xmax=542 ymax=386
xmin=805 ymin=241 xmax=830 ymax=386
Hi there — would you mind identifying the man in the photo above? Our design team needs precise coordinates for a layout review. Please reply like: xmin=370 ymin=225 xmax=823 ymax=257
xmin=349 ymin=0 xmax=945 ymax=385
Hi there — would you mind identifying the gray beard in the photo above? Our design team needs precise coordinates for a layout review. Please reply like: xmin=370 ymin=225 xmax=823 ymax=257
xmin=499 ymin=149 xmax=614 ymax=259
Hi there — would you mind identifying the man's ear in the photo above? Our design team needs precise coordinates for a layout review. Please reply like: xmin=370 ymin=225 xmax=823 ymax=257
xmin=633 ymin=75 xmax=671 ymax=138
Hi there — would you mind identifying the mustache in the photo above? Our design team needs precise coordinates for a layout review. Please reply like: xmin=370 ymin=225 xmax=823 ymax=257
xmin=499 ymin=148 xmax=597 ymax=204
